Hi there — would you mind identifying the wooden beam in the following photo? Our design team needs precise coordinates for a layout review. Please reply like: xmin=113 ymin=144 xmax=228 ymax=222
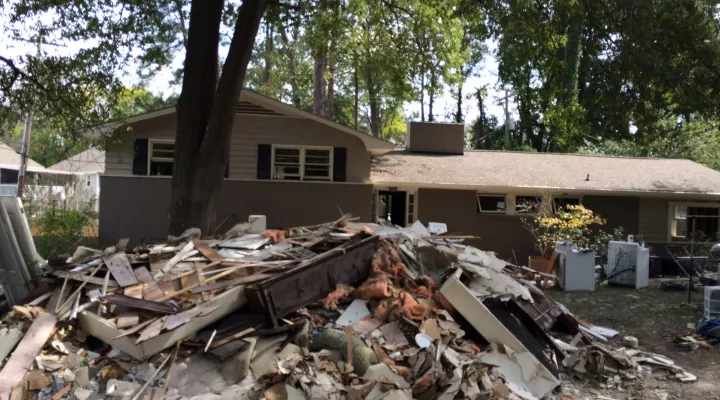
xmin=0 ymin=313 xmax=57 ymax=400
xmin=192 ymin=239 xmax=223 ymax=263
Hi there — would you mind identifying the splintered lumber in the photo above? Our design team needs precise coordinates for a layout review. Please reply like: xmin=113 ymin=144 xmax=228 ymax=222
xmin=133 ymin=267 xmax=164 ymax=302
xmin=154 ymin=241 xmax=196 ymax=280
xmin=0 ymin=313 xmax=57 ymax=400
xmin=101 ymin=294 xmax=178 ymax=314
xmin=45 ymin=285 xmax=68 ymax=316
xmin=57 ymin=264 xmax=104 ymax=316
xmin=114 ymin=318 xmax=159 ymax=339
xmin=192 ymin=239 xmax=223 ymax=263
xmin=116 ymin=285 xmax=143 ymax=328
xmin=208 ymin=328 xmax=255 ymax=350
xmin=135 ymin=316 xmax=168 ymax=344
xmin=52 ymin=271 xmax=118 ymax=288
xmin=103 ymin=252 xmax=139 ymax=287
xmin=191 ymin=273 xmax=275 ymax=294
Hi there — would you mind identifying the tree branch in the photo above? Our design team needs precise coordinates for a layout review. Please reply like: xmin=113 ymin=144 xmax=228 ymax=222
xmin=0 ymin=55 xmax=49 ymax=94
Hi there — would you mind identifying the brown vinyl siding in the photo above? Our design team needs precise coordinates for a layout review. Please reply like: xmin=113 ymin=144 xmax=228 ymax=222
xmin=638 ymin=197 xmax=669 ymax=243
xmin=104 ymin=114 xmax=370 ymax=182
xmin=582 ymin=195 xmax=639 ymax=234
xmin=99 ymin=176 xmax=373 ymax=245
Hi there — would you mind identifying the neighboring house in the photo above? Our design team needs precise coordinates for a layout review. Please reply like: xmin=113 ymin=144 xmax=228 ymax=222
xmin=47 ymin=149 xmax=105 ymax=212
xmin=0 ymin=141 xmax=69 ymax=198
xmin=99 ymin=93 xmax=720 ymax=263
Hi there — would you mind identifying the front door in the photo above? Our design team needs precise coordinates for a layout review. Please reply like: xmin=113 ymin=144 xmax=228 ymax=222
xmin=378 ymin=190 xmax=407 ymax=227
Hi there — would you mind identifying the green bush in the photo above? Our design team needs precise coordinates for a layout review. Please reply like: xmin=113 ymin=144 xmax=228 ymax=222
xmin=33 ymin=201 xmax=97 ymax=258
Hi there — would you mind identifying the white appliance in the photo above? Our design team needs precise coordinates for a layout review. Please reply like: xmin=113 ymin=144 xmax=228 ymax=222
xmin=705 ymin=286 xmax=720 ymax=319
xmin=554 ymin=242 xmax=596 ymax=291
xmin=606 ymin=241 xmax=649 ymax=288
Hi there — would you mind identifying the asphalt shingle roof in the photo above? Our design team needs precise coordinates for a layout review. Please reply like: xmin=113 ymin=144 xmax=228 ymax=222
xmin=371 ymin=150 xmax=720 ymax=195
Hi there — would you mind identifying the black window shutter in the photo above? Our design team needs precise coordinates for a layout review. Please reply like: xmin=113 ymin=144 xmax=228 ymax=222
xmin=225 ymin=163 xmax=229 ymax=178
xmin=132 ymin=138 xmax=149 ymax=175
xmin=257 ymin=144 xmax=272 ymax=179
xmin=333 ymin=147 xmax=347 ymax=182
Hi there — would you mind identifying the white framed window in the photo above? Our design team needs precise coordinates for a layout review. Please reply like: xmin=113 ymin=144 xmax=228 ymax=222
xmin=407 ymin=192 xmax=417 ymax=224
xmin=148 ymin=140 xmax=175 ymax=176
xmin=272 ymin=146 xmax=332 ymax=181
xmin=670 ymin=202 xmax=720 ymax=240
xmin=477 ymin=194 xmax=507 ymax=214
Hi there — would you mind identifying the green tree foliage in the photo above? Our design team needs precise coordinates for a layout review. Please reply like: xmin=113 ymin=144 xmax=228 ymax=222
xmin=580 ymin=117 xmax=720 ymax=172
xmin=482 ymin=0 xmax=720 ymax=153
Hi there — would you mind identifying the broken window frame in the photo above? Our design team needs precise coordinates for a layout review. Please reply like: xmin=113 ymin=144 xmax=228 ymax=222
xmin=476 ymin=194 xmax=507 ymax=214
xmin=271 ymin=145 xmax=333 ymax=182
xmin=669 ymin=202 xmax=720 ymax=241
xmin=147 ymin=140 xmax=175 ymax=176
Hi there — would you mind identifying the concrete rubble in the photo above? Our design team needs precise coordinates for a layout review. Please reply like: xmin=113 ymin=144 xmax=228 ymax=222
xmin=0 ymin=216 xmax=699 ymax=399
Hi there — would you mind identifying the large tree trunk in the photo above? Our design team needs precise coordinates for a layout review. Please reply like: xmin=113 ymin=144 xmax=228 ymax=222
xmin=278 ymin=17 xmax=301 ymax=108
xmin=428 ymin=71 xmax=435 ymax=122
xmin=262 ymin=20 xmax=273 ymax=85
xmin=563 ymin=7 xmax=582 ymax=101
xmin=313 ymin=53 xmax=326 ymax=116
xmin=420 ymin=73 xmax=425 ymax=122
xmin=325 ymin=41 xmax=335 ymax=120
xmin=455 ymin=83 xmax=463 ymax=123
xmin=366 ymin=71 xmax=380 ymax=136
xmin=169 ymin=0 xmax=267 ymax=235
xmin=353 ymin=66 xmax=359 ymax=129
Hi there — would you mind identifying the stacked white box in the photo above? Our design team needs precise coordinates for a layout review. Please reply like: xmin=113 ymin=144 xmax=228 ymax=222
xmin=606 ymin=241 xmax=649 ymax=289
xmin=705 ymin=286 xmax=720 ymax=319
xmin=554 ymin=242 xmax=596 ymax=291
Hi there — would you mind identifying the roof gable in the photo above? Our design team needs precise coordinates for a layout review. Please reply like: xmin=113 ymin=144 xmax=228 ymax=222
xmin=47 ymin=149 xmax=105 ymax=174
xmin=116 ymin=90 xmax=395 ymax=156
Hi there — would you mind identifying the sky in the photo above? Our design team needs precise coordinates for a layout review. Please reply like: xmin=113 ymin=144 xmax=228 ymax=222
xmin=1 ymin=5 xmax=517 ymax=130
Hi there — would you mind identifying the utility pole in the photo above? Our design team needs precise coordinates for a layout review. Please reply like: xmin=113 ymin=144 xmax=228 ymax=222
xmin=17 ymin=36 xmax=42 ymax=199
xmin=495 ymin=89 xmax=515 ymax=150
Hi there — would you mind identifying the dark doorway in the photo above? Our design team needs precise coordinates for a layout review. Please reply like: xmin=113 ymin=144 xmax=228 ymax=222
xmin=378 ymin=190 xmax=407 ymax=227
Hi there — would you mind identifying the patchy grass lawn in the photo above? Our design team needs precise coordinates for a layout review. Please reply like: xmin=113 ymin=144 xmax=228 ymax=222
xmin=547 ymin=280 xmax=720 ymax=399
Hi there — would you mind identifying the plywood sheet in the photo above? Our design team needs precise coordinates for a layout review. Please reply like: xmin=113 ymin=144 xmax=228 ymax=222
xmin=0 ymin=313 xmax=57 ymax=400
xmin=104 ymin=252 xmax=138 ymax=287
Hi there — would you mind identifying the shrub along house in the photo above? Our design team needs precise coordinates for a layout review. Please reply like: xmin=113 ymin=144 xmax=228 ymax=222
xmin=99 ymin=94 xmax=720 ymax=263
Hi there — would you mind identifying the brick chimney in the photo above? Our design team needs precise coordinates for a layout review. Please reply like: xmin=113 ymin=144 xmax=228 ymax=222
xmin=406 ymin=122 xmax=464 ymax=155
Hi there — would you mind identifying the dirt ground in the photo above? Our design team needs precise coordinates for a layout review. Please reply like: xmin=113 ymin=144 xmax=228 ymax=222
xmin=547 ymin=280 xmax=720 ymax=400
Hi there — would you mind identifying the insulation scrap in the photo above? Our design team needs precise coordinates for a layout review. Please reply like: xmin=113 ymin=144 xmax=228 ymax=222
xmin=261 ymin=229 xmax=289 ymax=243
xmin=323 ymin=284 xmax=355 ymax=310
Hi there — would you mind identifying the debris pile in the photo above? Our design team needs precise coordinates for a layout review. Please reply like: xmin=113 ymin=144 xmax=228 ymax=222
xmin=0 ymin=216 xmax=699 ymax=399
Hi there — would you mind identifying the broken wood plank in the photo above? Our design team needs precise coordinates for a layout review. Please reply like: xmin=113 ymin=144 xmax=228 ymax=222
xmin=191 ymin=273 xmax=275 ymax=294
xmin=56 ymin=264 xmax=105 ymax=316
xmin=192 ymin=239 xmax=223 ymax=263
xmin=52 ymin=271 xmax=118 ymax=288
xmin=50 ymin=385 xmax=71 ymax=400
xmin=113 ymin=318 xmax=159 ymax=339
xmin=103 ymin=252 xmax=139 ymax=287
xmin=162 ymin=307 xmax=204 ymax=331
xmin=208 ymin=328 xmax=255 ymax=350
xmin=101 ymin=294 xmax=178 ymax=314
xmin=154 ymin=241 xmax=197 ymax=280
xmin=135 ymin=316 xmax=168 ymax=344
xmin=195 ymin=261 xmax=209 ymax=302
xmin=115 ymin=238 xmax=130 ymax=252
xmin=131 ymin=266 xmax=165 ymax=302
xmin=0 ymin=313 xmax=57 ymax=400
xmin=45 ymin=285 xmax=68 ymax=316
xmin=116 ymin=285 xmax=143 ymax=329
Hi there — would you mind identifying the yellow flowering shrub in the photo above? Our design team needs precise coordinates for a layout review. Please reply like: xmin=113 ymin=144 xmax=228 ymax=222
xmin=523 ymin=205 xmax=610 ymax=258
